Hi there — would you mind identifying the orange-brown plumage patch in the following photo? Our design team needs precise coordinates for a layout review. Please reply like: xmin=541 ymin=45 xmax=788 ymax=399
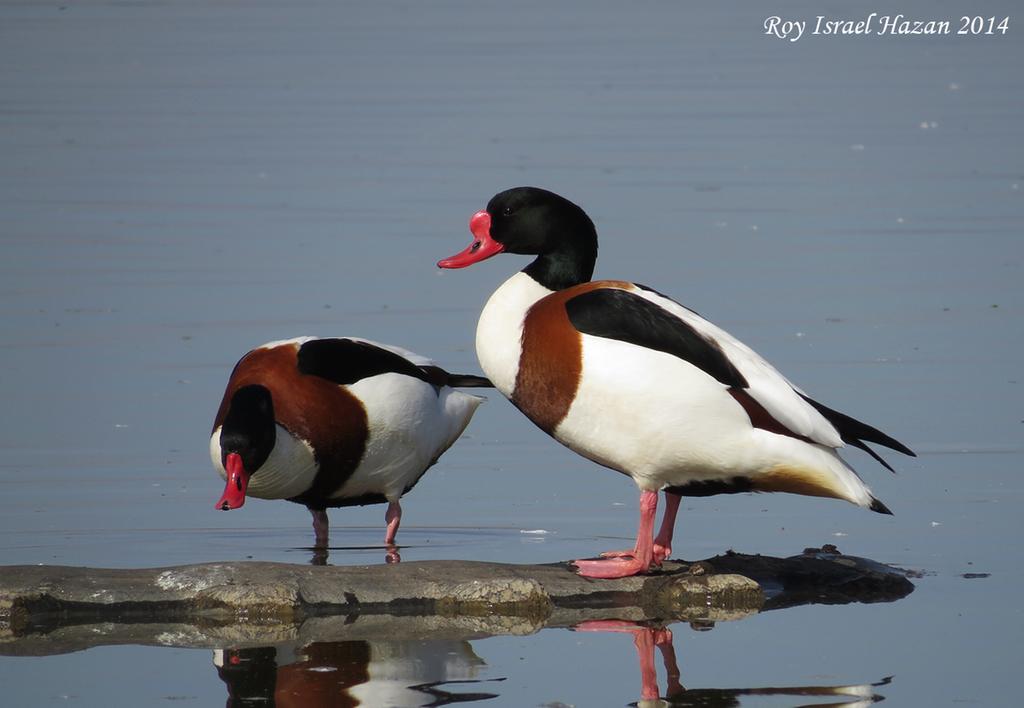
xmin=752 ymin=464 xmax=848 ymax=501
xmin=272 ymin=641 xmax=370 ymax=706
xmin=513 ymin=280 xmax=632 ymax=434
xmin=213 ymin=343 xmax=368 ymax=501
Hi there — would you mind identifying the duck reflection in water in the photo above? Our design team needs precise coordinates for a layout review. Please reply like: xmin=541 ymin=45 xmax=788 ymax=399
xmin=574 ymin=620 xmax=890 ymax=707
xmin=214 ymin=639 xmax=498 ymax=707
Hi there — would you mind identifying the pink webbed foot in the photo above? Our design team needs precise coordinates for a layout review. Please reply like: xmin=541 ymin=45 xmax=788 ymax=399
xmin=573 ymin=553 xmax=653 ymax=579
xmin=573 ymin=619 xmax=647 ymax=633
xmin=575 ymin=490 xmax=659 ymax=579
xmin=652 ymin=543 xmax=672 ymax=566
xmin=603 ymin=544 xmax=667 ymax=567
xmin=599 ymin=548 xmax=638 ymax=559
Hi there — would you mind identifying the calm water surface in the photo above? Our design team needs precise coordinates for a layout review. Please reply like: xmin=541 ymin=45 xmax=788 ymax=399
xmin=1 ymin=0 xmax=1022 ymax=705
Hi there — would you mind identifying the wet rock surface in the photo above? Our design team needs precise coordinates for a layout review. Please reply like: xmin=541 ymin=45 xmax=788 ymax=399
xmin=0 ymin=549 xmax=913 ymax=655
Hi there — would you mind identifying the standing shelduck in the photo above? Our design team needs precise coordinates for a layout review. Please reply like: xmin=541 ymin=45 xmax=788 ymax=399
xmin=438 ymin=186 xmax=914 ymax=579
xmin=210 ymin=337 xmax=489 ymax=555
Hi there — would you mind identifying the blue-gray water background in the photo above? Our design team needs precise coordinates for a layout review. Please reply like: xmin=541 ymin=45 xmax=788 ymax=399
xmin=1 ymin=0 xmax=1021 ymax=705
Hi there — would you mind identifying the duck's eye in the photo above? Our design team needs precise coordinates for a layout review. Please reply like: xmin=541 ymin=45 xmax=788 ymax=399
xmin=502 ymin=206 xmax=513 ymax=217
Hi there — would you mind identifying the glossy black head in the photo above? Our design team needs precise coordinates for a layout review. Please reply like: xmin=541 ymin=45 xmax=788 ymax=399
xmin=437 ymin=186 xmax=599 ymax=290
xmin=486 ymin=187 xmax=598 ymax=290
xmin=219 ymin=384 xmax=276 ymax=473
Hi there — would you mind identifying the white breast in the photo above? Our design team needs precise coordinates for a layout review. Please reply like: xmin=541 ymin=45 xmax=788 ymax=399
xmin=209 ymin=424 xmax=319 ymax=500
xmin=475 ymin=271 xmax=552 ymax=397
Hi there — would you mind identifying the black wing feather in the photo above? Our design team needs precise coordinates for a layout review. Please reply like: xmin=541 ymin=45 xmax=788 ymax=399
xmin=298 ymin=339 xmax=493 ymax=390
xmin=420 ymin=367 xmax=493 ymax=388
xmin=297 ymin=339 xmax=435 ymax=386
xmin=564 ymin=288 xmax=748 ymax=388
xmin=799 ymin=393 xmax=916 ymax=472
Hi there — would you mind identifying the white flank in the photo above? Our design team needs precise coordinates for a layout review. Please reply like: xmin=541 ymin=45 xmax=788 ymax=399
xmin=555 ymin=333 xmax=754 ymax=485
xmin=331 ymin=371 xmax=483 ymax=503
xmin=550 ymin=324 xmax=874 ymax=507
xmin=625 ymin=285 xmax=844 ymax=448
xmin=349 ymin=640 xmax=483 ymax=707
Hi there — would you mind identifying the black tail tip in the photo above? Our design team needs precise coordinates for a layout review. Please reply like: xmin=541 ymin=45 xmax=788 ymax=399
xmin=870 ymin=497 xmax=894 ymax=515
xmin=447 ymin=374 xmax=494 ymax=388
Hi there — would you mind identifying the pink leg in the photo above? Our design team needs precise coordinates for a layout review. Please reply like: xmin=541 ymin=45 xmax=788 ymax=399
xmin=384 ymin=501 xmax=402 ymax=564
xmin=653 ymin=492 xmax=681 ymax=564
xmin=310 ymin=508 xmax=329 ymax=548
xmin=633 ymin=627 xmax=660 ymax=701
xmin=654 ymin=627 xmax=684 ymax=697
xmin=384 ymin=501 xmax=401 ymax=545
xmin=605 ymin=490 xmax=681 ymax=565
xmin=572 ymin=621 xmax=667 ymax=702
xmin=574 ymin=490 xmax=658 ymax=578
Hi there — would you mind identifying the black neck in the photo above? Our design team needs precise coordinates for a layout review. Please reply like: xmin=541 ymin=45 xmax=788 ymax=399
xmin=221 ymin=384 xmax=276 ymax=470
xmin=522 ymin=231 xmax=597 ymax=291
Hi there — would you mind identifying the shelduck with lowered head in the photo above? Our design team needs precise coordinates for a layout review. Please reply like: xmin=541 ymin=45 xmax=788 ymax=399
xmin=210 ymin=336 xmax=490 ymax=558
xmin=438 ymin=186 xmax=914 ymax=579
